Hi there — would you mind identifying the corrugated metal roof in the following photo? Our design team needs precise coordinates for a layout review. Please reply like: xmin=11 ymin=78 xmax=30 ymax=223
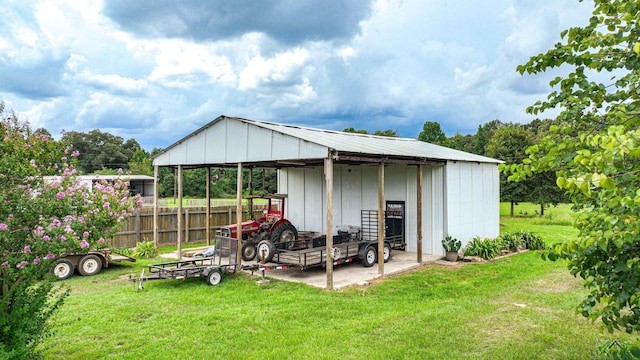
xmin=153 ymin=115 xmax=503 ymax=165
xmin=235 ymin=117 xmax=501 ymax=164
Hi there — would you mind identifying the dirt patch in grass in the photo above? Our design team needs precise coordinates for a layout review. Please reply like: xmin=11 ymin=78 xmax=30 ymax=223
xmin=526 ymin=268 xmax=583 ymax=293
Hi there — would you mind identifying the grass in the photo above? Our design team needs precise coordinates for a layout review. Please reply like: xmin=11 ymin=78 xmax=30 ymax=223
xmin=39 ymin=203 xmax=637 ymax=359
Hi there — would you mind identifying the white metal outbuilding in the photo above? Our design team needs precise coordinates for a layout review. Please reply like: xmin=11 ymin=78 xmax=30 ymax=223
xmin=153 ymin=115 xmax=502 ymax=288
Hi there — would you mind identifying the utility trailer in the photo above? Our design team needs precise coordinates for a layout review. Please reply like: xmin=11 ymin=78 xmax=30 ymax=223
xmin=251 ymin=224 xmax=395 ymax=270
xmin=130 ymin=236 xmax=238 ymax=289
xmin=252 ymin=209 xmax=406 ymax=270
xmin=52 ymin=249 xmax=136 ymax=280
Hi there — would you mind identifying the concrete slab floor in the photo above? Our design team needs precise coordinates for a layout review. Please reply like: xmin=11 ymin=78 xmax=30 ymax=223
xmin=247 ymin=251 xmax=443 ymax=290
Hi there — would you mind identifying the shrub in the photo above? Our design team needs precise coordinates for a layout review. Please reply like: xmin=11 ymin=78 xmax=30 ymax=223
xmin=463 ymin=236 xmax=501 ymax=260
xmin=515 ymin=230 xmax=546 ymax=250
xmin=0 ymin=106 xmax=142 ymax=359
xmin=500 ymin=233 xmax=524 ymax=252
xmin=132 ymin=241 xmax=157 ymax=259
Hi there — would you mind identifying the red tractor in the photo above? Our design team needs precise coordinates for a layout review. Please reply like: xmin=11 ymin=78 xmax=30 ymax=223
xmin=218 ymin=194 xmax=298 ymax=262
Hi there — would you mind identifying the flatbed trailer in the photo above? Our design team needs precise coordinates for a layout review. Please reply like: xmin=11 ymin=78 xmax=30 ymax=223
xmin=267 ymin=239 xmax=390 ymax=270
xmin=52 ymin=249 xmax=136 ymax=280
xmin=248 ymin=223 xmax=397 ymax=270
xmin=130 ymin=236 xmax=238 ymax=289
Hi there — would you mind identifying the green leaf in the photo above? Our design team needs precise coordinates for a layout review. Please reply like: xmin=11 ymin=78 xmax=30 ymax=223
xmin=598 ymin=177 xmax=615 ymax=189
xmin=556 ymin=177 xmax=567 ymax=188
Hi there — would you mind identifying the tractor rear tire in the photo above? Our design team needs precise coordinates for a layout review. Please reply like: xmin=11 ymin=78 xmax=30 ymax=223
xmin=256 ymin=240 xmax=276 ymax=263
xmin=242 ymin=241 xmax=257 ymax=261
xmin=270 ymin=222 xmax=298 ymax=247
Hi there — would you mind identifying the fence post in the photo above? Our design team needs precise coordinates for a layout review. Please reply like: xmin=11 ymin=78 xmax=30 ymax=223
xmin=185 ymin=208 xmax=190 ymax=244
xmin=136 ymin=211 xmax=141 ymax=244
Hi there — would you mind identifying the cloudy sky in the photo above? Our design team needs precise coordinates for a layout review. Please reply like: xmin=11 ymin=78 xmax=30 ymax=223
xmin=1 ymin=0 xmax=593 ymax=151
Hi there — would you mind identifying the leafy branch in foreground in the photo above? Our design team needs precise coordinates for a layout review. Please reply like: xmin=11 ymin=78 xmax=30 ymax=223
xmin=504 ymin=0 xmax=640 ymax=334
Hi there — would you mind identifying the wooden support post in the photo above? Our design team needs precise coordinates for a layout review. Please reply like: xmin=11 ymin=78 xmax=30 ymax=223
xmin=236 ymin=163 xmax=243 ymax=268
xmin=417 ymin=164 xmax=423 ymax=263
xmin=325 ymin=156 xmax=334 ymax=290
xmin=153 ymin=166 xmax=159 ymax=248
xmin=378 ymin=163 xmax=385 ymax=275
xmin=177 ymin=165 xmax=183 ymax=260
xmin=206 ymin=167 xmax=211 ymax=246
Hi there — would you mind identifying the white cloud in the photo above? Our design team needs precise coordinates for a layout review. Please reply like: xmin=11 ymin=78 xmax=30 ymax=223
xmin=1 ymin=0 xmax=597 ymax=149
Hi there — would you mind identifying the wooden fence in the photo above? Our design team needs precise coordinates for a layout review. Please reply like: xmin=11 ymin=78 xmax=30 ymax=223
xmin=110 ymin=205 xmax=267 ymax=248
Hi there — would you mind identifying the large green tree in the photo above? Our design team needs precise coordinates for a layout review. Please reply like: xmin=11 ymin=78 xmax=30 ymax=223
xmin=486 ymin=124 xmax=534 ymax=216
xmin=417 ymin=121 xmax=447 ymax=144
xmin=507 ymin=0 xmax=640 ymax=333
xmin=63 ymin=130 xmax=141 ymax=174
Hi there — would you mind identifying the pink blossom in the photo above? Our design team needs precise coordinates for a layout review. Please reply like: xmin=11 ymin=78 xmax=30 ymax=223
xmin=60 ymin=235 xmax=67 ymax=241
xmin=24 ymin=245 xmax=31 ymax=253
xmin=98 ymin=238 xmax=105 ymax=244
xmin=33 ymin=256 xmax=40 ymax=265
xmin=103 ymin=202 xmax=110 ymax=209
xmin=45 ymin=253 xmax=55 ymax=260
xmin=16 ymin=261 xmax=28 ymax=269
xmin=80 ymin=240 xmax=89 ymax=249
xmin=43 ymin=235 xmax=50 ymax=241
xmin=83 ymin=231 xmax=89 ymax=237
xmin=0 ymin=223 xmax=7 ymax=231
xmin=56 ymin=191 xmax=65 ymax=199
xmin=37 ymin=226 xmax=44 ymax=235
xmin=65 ymin=226 xmax=74 ymax=234
xmin=117 ymin=168 xmax=123 ymax=175
xmin=30 ymin=159 xmax=37 ymax=168
xmin=1 ymin=261 xmax=8 ymax=268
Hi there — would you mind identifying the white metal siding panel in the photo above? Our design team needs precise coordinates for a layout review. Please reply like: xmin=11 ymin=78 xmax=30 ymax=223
xmin=338 ymin=165 xmax=362 ymax=228
xmin=224 ymin=121 xmax=249 ymax=163
xmin=384 ymin=165 xmax=407 ymax=202
xmin=445 ymin=161 xmax=500 ymax=248
xmin=204 ymin=125 xmax=223 ymax=163
xmin=304 ymin=167 xmax=324 ymax=232
xmin=279 ymin=168 xmax=305 ymax=230
xmin=428 ymin=166 xmax=445 ymax=255
xmin=404 ymin=166 xmax=417 ymax=253
xmin=246 ymin=125 xmax=273 ymax=161
xmin=361 ymin=166 xmax=378 ymax=210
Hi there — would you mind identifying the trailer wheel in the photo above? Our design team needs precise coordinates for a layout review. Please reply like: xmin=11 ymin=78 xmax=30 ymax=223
xmin=256 ymin=240 xmax=276 ymax=262
xmin=206 ymin=269 xmax=222 ymax=286
xmin=242 ymin=241 xmax=257 ymax=261
xmin=52 ymin=259 xmax=74 ymax=280
xmin=78 ymin=254 xmax=103 ymax=276
xmin=383 ymin=243 xmax=392 ymax=263
xmin=362 ymin=246 xmax=377 ymax=267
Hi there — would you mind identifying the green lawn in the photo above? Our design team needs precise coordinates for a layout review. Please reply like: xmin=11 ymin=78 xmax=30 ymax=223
xmin=39 ymin=203 xmax=636 ymax=359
